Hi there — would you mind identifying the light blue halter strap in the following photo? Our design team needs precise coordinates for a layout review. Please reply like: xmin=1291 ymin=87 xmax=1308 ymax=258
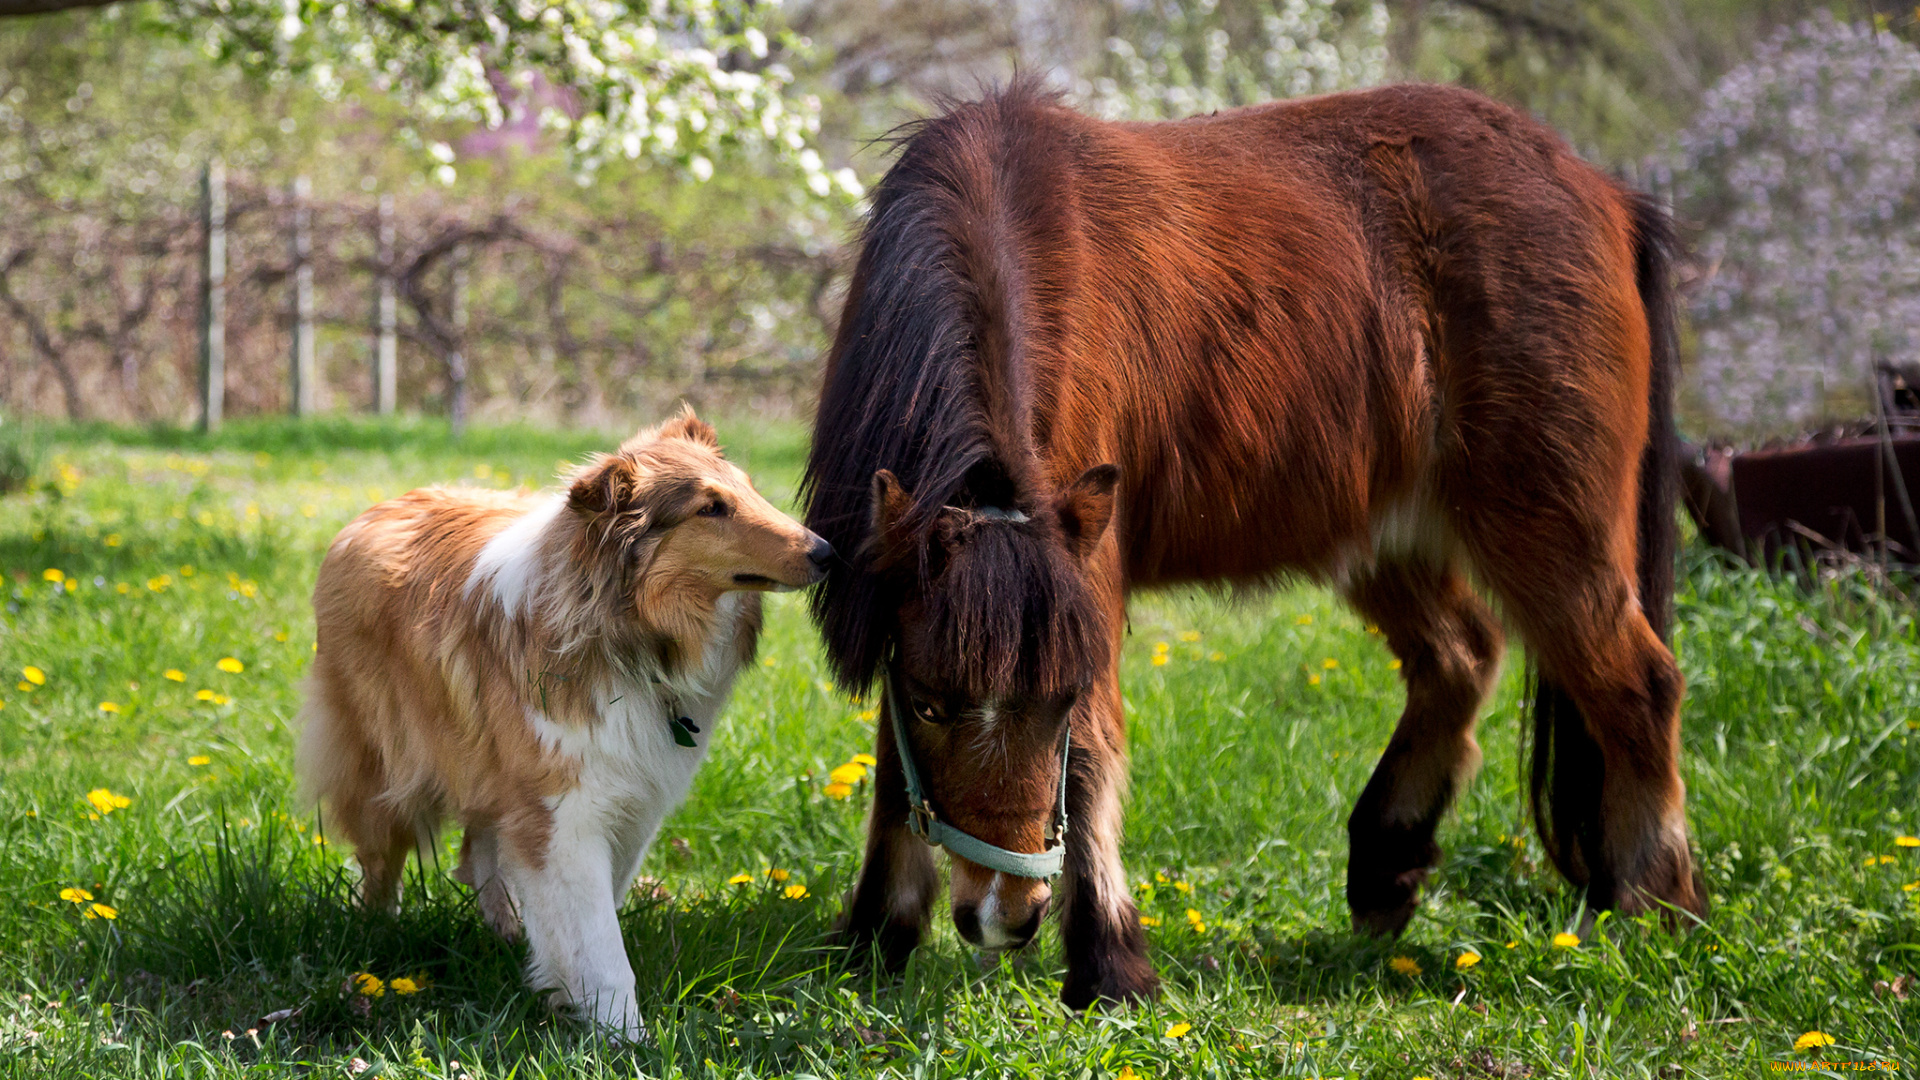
xmin=886 ymin=662 xmax=1070 ymax=880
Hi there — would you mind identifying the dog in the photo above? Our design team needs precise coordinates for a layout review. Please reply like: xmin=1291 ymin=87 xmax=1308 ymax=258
xmin=296 ymin=409 xmax=830 ymax=1039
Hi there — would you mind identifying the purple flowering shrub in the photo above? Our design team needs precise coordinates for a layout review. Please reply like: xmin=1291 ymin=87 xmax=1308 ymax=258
xmin=1668 ymin=14 xmax=1920 ymax=434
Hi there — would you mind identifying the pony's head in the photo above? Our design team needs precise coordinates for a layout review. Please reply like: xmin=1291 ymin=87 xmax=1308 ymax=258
xmin=865 ymin=461 xmax=1120 ymax=949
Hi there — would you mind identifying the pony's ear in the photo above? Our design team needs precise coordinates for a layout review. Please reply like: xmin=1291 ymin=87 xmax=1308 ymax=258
xmin=655 ymin=404 xmax=720 ymax=449
xmin=867 ymin=469 xmax=915 ymax=571
xmin=569 ymin=455 xmax=641 ymax=516
xmin=1054 ymin=463 xmax=1120 ymax=561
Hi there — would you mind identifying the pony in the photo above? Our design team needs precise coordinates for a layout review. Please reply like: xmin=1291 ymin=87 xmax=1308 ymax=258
xmin=801 ymin=80 xmax=1704 ymax=1007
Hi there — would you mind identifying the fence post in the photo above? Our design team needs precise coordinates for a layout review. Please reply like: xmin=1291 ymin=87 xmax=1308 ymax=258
xmin=448 ymin=241 xmax=469 ymax=435
xmin=198 ymin=159 xmax=226 ymax=433
xmin=289 ymin=175 xmax=316 ymax=417
xmin=374 ymin=194 xmax=397 ymax=415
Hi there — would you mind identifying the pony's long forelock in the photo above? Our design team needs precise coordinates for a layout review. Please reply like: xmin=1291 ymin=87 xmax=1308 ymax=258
xmin=920 ymin=516 xmax=1109 ymax=701
xmin=802 ymin=78 xmax=1071 ymax=694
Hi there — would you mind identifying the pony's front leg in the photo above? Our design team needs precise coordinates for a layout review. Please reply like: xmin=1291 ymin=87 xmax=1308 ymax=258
xmin=1058 ymin=681 xmax=1159 ymax=1009
xmin=837 ymin=708 xmax=937 ymax=970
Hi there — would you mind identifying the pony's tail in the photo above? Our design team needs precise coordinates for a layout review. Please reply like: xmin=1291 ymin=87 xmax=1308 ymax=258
xmin=1527 ymin=193 xmax=1679 ymax=887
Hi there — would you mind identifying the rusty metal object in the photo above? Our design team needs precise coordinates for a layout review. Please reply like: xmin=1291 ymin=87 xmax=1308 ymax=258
xmin=1681 ymin=435 xmax=1920 ymax=565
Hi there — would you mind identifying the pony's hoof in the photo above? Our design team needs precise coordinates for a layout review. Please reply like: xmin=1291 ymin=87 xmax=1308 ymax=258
xmin=832 ymin=917 xmax=922 ymax=973
xmin=1060 ymin=957 xmax=1160 ymax=1011
xmin=1347 ymin=865 xmax=1427 ymax=938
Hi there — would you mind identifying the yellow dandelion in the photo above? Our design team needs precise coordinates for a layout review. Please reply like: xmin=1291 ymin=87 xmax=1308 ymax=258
xmin=1308 ymin=674 xmax=1321 ymax=686
xmin=22 ymin=666 xmax=46 ymax=686
xmin=115 ymin=582 xmax=130 ymax=594
xmin=1505 ymin=940 xmax=1518 ymax=949
xmin=147 ymin=575 xmax=171 ymax=592
xmin=783 ymin=883 xmax=809 ymax=900
xmin=195 ymin=689 xmax=216 ymax=701
xmin=823 ymin=782 xmax=854 ymax=800
xmin=1455 ymin=950 xmax=1482 ymax=970
xmin=1552 ymin=932 xmax=1581 ymax=948
xmin=474 ymin=463 xmax=493 ymax=479
xmin=1793 ymin=1031 xmax=1835 ymax=1051
xmin=59 ymin=887 xmax=93 ymax=903
xmin=767 ymin=868 xmax=790 ymax=882
xmin=164 ymin=669 xmax=185 ymax=682
xmin=104 ymin=534 xmax=121 ymax=547
xmin=1209 ymin=651 xmax=1225 ymax=662
xmin=1119 ymin=1068 xmax=1141 ymax=1080
xmin=1322 ymin=658 xmax=1339 ymax=669
xmin=85 ymin=902 xmax=118 ymax=920
xmin=86 ymin=788 xmax=131 ymax=814
xmin=1389 ymin=956 xmax=1422 ymax=976
xmin=274 ymin=631 xmax=289 ymax=643
xmin=1173 ymin=879 xmax=1192 ymax=894
xmin=1179 ymin=630 xmax=1201 ymax=642
xmin=389 ymin=977 xmax=421 ymax=995
xmin=1151 ymin=654 xmax=1169 ymax=666
xmin=216 ymin=657 xmax=244 ymax=674
xmin=1185 ymin=908 xmax=1206 ymax=933
xmin=212 ymin=694 xmax=230 ymax=705
xmin=1896 ymin=836 xmax=1920 ymax=848
xmin=1295 ymin=614 xmax=1312 ymax=625
xmin=851 ymin=753 xmax=877 ymax=767
xmin=98 ymin=702 xmax=120 ymax=714
xmin=42 ymin=569 xmax=64 ymax=583
xmin=856 ymin=708 xmax=877 ymax=721
xmin=188 ymin=755 xmax=211 ymax=766
xmin=1155 ymin=871 xmax=1168 ymax=883
xmin=727 ymin=872 xmax=754 ymax=886
xmin=1164 ymin=1021 xmax=1191 ymax=1039
xmin=829 ymin=763 xmax=867 ymax=785
xmin=1139 ymin=915 xmax=1161 ymax=927
xmin=1388 ymin=659 xmax=1403 ymax=670
xmin=1901 ymin=881 xmax=1917 ymax=891
xmin=1153 ymin=641 xmax=1169 ymax=653
xmin=354 ymin=972 xmax=385 ymax=997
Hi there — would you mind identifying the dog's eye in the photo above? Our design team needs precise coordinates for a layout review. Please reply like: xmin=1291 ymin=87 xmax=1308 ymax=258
xmin=696 ymin=498 xmax=730 ymax=518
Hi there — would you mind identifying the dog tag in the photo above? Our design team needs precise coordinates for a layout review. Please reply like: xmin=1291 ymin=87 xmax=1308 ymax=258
xmin=669 ymin=716 xmax=700 ymax=748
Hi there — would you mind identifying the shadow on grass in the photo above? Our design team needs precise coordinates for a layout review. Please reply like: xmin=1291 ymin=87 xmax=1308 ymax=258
xmin=68 ymin=815 xmax=956 ymax=1071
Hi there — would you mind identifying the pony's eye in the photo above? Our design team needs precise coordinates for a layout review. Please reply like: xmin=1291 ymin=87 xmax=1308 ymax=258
xmin=696 ymin=498 xmax=730 ymax=518
xmin=911 ymin=697 xmax=948 ymax=725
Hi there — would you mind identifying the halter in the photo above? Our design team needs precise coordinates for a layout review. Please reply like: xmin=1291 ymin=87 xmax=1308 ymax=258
xmin=885 ymin=660 xmax=1070 ymax=880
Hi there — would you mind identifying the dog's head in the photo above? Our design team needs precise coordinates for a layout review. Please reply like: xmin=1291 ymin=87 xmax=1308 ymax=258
xmin=566 ymin=409 xmax=831 ymax=610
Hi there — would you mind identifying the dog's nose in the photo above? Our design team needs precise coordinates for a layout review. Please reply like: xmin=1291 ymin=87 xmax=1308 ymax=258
xmin=807 ymin=536 xmax=834 ymax=572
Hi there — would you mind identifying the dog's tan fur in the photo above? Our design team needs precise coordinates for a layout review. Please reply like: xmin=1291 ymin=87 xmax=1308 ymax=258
xmin=297 ymin=409 xmax=826 ymax=1036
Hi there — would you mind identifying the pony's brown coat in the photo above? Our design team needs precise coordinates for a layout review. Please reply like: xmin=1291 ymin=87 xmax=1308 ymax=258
xmin=805 ymin=81 xmax=1699 ymax=1006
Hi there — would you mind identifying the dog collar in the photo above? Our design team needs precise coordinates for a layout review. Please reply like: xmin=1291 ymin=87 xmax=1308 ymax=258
xmin=884 ymin=662 xmax=1069 ymax=880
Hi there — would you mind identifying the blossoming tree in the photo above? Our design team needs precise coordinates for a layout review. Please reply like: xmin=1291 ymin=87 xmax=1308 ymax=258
xmin=1668 ymin=15 xmax=1920 ymax=433
xmin=2 ymin=0 xmax=855 ymax=196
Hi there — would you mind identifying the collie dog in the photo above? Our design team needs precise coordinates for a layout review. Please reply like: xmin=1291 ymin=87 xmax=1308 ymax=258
xmin=296 ymin=410 xmax=829 ymax=1038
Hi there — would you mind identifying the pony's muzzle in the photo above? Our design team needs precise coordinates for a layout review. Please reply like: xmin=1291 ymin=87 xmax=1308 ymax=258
xmin=952 ymin=869 xmax=1051 ymax=951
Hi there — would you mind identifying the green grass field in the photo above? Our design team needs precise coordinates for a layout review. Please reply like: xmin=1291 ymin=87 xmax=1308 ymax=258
xmin=0 ymin=416 xmax=1915 ymax=1079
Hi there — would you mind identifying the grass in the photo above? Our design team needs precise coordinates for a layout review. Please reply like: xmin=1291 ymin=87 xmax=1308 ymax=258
xmin=0 ymin=413 xmax=1915 ymax=1079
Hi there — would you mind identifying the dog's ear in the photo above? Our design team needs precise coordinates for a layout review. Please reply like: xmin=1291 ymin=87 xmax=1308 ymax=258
xmin=1054 ymin=463 xmax=1119 ymax=561
xmin=569 ymin=454 xmax=641 ymax=516
xmin=656 ymin=404 xmax=719 ymax=450
xmin=866 ymin=469 xmax=915 ymax=572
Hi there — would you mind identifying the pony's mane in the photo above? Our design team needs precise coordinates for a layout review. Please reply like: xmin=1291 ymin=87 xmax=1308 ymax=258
xmin=802 ymin=78 xmax=1092 ymax=695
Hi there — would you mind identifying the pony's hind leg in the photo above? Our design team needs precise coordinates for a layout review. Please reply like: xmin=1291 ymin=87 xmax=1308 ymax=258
xmin=1343 ymin=559 xmax=1505 ymax=937
xmin=1449 ymin=475 xmax=1704 ymax=920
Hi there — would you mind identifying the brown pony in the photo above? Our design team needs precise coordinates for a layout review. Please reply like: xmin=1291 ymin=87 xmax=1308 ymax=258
xmin=802 ymin=79 xmax=1704 ymax=1007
